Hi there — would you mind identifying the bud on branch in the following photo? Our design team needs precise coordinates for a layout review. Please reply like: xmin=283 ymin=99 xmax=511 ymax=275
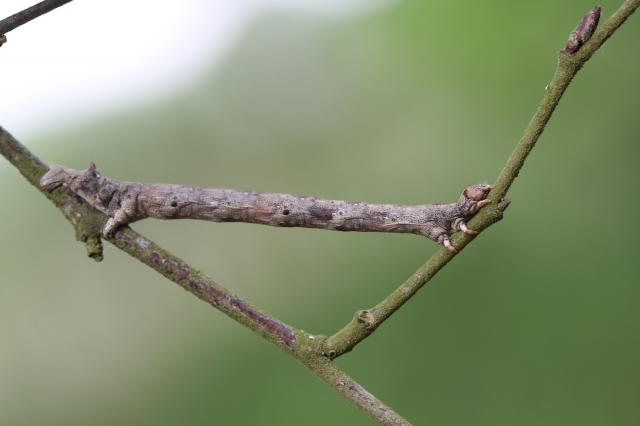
xmin=563 ymin=5 xmax=602 ymax=54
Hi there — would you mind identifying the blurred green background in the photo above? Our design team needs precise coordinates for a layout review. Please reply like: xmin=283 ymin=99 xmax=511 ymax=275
xmin=2 ymin=1 xmax=640 ymax=425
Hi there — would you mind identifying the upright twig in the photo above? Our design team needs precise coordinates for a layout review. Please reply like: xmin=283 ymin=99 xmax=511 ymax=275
xmin=325 ymin=2 xmax=639 ymax=358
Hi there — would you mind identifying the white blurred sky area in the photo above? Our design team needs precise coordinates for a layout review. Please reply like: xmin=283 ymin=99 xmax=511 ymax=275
xmin=0 ymin=0 xmax=390 ymax=139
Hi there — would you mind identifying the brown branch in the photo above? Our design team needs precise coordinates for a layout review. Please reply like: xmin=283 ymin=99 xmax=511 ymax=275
xmin=0 ymin=127 xmax=410 ymax=425
xmin=0 ymin=127 xmax=299 ymax=349
xmin=0 ymin=0 xmax=73 ymax=37
xmin=39 ymin=163 xmax=492 ymax=251
xmin=325 ymin=2 xmax=640 ymax=358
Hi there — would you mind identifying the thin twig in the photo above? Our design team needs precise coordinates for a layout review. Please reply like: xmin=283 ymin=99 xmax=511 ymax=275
xmin=325 ymin=1 xmax=640 ymax=358
xmin=0 ymin=127 xmax=410 ymax=426
xmin=0 ymin=0 xmax=72 ymax=36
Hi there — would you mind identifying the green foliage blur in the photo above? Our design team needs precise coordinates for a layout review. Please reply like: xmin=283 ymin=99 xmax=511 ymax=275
xmin=2 ymin=1 xmax=639 ymax=425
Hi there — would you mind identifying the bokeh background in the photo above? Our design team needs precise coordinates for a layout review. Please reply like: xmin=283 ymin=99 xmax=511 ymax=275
xmin=2 ymin=1 xmax=639 ymax=425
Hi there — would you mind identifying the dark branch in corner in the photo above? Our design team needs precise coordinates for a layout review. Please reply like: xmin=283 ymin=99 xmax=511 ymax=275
xmin=0 ymin=0 xmax=73 ymax=44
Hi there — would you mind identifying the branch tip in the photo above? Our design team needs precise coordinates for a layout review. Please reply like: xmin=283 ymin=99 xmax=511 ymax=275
xmin=563 ymin=5 xmax=602 ymax=54
xmin=497 ymin=197 xmax=511 ymax=216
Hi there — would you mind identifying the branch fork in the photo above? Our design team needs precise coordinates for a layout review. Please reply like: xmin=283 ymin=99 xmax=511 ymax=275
xmin=2 ymin=1 xmax=639 ymax=424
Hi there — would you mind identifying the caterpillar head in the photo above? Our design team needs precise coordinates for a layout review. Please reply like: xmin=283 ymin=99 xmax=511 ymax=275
xmin=40 ymin=162 xmax=102 ymax=195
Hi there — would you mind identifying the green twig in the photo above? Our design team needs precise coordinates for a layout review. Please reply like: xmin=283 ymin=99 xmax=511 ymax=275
xmin=325 ymin=1 xmax=640 ymax=358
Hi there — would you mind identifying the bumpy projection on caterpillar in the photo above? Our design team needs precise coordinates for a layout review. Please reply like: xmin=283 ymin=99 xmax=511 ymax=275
xmin=40 ymin=163 xmax=492 ymax=252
